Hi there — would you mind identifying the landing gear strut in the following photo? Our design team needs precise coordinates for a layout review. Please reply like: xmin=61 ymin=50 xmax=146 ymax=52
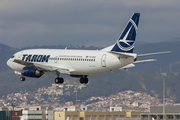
xmin=55 ymin=74 xmax=64 ymax=84
xmin=79 ymin=76 xmax=88 ymax=84
xmin=20 ymin=76 xmax=25 ymax=81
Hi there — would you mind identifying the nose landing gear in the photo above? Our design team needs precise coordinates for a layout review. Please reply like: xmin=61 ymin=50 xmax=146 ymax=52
xmin=20 ymin=76 xmax=25 ymax=81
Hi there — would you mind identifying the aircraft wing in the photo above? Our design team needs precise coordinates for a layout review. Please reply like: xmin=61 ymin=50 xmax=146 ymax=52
xmin=13 ymin=59 xmax=75 ymax=75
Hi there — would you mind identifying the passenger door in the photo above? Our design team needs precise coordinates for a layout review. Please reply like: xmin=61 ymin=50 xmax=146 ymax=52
xmin=101 ymin=54 xmax=107 ymax=67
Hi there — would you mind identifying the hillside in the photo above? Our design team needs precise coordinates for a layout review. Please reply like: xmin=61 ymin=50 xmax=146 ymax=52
xmin=1 ymin=69 xmax=180 ymax=103
xmin=0 ymin=44 xmax=19 ymax=72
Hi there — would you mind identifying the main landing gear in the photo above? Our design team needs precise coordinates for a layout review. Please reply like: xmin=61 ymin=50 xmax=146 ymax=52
xmin=79 ymin=76 xmax=88 ymax=84
xmin=54 ymin=75 xmax=88 ymax=84
xmin=55 ymin=74 xmax=64 ymax=84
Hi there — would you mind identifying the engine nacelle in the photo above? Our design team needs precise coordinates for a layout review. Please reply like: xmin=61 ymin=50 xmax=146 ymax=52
xmin=22 ymin=67 xmax=43 ymax=78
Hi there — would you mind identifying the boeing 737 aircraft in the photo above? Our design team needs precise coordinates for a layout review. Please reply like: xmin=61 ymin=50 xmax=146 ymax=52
xmin=7 ymin=13 xmax=170 ymax=84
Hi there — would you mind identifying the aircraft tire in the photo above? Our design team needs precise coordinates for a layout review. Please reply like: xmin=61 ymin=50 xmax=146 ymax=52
xmin=20 ymin=77 xmax=25 ymax=81
xmin=79 ymin=78 xmax=84 ymax=84
xmin=55 ymin=78 xmax=59 ymax=84
xmin=59 ymin=77 xmax=64 ymax=84
xmin=84 ymin=78 xmax=88 ymax=84
xmin=79 ymin=77 xmax=88 ymax=84
xmin=55 ymin=77 xmax=64 ymax=84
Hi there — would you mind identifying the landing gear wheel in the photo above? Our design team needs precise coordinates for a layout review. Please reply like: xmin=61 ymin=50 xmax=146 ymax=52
xmin=59 ymin=77 xmax=64 ymax=84
xmin=55 ymin=77 xmax=64 ymax=84
xmin=55 ymin=78 xmax=59 ymax=84
xmin=20 ymin=77 xmax=25 ymax=81
xmin=84 ymin=78 xmax=88 ymax=84
xmin=79 ymin=77 xmax=88 ymax=84
xmin=79 ymin=78 xmax=84 ymax=84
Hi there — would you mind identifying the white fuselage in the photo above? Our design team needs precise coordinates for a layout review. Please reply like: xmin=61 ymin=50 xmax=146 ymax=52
xmin=7 ymin=49 xmax=135 ymax=76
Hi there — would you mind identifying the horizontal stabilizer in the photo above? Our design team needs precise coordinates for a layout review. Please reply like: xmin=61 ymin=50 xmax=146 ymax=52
xmin=137 ymin=51 xmax=171 ymax=57
xmin=121 ymin=59 xmax=156 ymax=69
xmin=121 ymin=63 xmax=135 ymax=69
xmin=134 ymin=59 xmax=156 ymax=64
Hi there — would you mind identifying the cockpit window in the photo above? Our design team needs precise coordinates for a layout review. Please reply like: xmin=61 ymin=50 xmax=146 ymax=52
xmin=11 ymin=55 xmax=15 ymax=58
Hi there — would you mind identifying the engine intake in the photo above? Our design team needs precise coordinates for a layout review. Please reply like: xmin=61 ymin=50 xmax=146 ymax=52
xmin=22 ymin=67 xmax=43 ymax=78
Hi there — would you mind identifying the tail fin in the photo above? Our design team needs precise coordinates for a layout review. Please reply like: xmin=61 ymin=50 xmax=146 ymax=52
xmin=111 ymin=13 xmax=140 ymax=53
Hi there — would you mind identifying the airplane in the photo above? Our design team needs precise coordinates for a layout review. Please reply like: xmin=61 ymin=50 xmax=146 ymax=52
xmin=7 ymin=13 xmax=170 ymax=84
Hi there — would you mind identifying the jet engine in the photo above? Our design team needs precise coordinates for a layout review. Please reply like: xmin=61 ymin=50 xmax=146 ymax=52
xmin=22 ymin=67 xmax=43 ymax=78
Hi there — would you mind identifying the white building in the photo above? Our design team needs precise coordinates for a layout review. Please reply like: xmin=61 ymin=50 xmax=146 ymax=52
xmin=22 ymin=106 xmax=54 ymax=120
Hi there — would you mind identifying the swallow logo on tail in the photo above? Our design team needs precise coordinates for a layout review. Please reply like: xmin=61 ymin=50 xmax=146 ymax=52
xmin=111 ymin=13 xmax=140 ymax=53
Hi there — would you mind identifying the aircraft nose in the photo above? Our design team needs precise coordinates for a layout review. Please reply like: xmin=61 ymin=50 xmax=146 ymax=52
xmin=7 ymin=59 xmax=13 ymax=68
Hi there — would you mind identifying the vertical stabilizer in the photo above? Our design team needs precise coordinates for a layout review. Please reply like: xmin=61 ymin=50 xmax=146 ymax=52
xmin=111 ymin=13 xmax=140 ymax=53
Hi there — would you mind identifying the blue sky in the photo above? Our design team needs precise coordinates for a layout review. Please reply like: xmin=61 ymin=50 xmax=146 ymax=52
xmin=0 ymin=0 xmax=180 ymax=48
